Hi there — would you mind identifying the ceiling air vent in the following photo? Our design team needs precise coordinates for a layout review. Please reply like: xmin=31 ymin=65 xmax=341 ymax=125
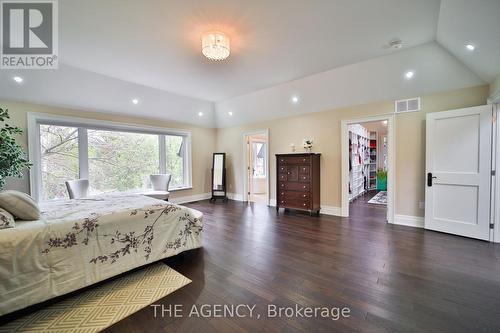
xmin=395 ymin=97 xmax=421 ymax=114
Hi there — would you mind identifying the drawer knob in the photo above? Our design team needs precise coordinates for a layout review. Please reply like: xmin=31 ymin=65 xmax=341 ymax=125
xmin=303 ymin=176 xmax=306 ymax=179
xmin=303 ymin=203 xmax=306 ymax=206
xmin=288 ymin=172 xmax=291 ymax=175
xmin=280 ymin=159 xmax=284 ymax=162
xmin=303 ymin=194 xmax=306 ymax=198
xmin=303 ymin=185 xmax=306 ymax=189
xmin=281 ymin=184 xmax=285 ymax=187
xmin=281 ymin=192 xmax=284 ymax=195
xmin=303 ymin=159 xmax=306 ymax=162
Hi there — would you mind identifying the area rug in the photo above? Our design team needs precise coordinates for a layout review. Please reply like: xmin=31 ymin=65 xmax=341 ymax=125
xmin=368 ymin=191 xmax=387 ymax=205
xmin=0 ymin=263 xmax=191 ymax=333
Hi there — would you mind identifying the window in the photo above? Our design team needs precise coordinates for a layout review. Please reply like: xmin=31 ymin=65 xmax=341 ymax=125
xmin=40 ymin=125 xmax=79 ymax=200
xmin=252 ymin=142 xmax=266 ymax=178
xmin=29 ymin=114 xmax=192 ymax=201
xmin=165 ymin=135 xmax=185 ymax=187
xmin=88 ymin=129 xmax=159 ymax=194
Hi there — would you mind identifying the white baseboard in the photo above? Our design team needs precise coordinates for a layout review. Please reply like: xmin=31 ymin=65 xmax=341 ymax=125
xmin=228 ymin=193 xmax=244 ymax=201
xmin=170 ymin=192 xmax=211 ymax=204
xmin=269 ymin=198 xmax=341 ymax=216
xmin=320 ymin=205 xmax=342 ymax=216
xmin=393 ymin=214 xmax=424 ymax=228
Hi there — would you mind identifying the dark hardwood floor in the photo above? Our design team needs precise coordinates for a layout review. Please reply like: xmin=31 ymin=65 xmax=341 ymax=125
xmin=349 ymin=190 xmax=387 ymax=220
xmin=105 ymin=199 xmax=500 ymax=333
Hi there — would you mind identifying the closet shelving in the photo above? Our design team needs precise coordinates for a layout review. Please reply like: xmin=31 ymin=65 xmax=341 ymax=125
xmin=369 ymin=131 xmax=377 ymax=190
xmin=348 ymin=124 xmax=372 ymax=202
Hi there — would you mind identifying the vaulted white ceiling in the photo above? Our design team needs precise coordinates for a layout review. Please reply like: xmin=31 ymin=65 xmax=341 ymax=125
xmin=0 ymin=0 xmax=498 ymax=128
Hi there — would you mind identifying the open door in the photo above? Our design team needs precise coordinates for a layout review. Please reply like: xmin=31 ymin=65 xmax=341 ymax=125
xmin=425 ymin=105 xmax=493 ymax=240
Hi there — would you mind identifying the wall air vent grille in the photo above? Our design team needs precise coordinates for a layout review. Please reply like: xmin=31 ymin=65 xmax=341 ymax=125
xmin=395 ymin=97 xmax=421 ymax=114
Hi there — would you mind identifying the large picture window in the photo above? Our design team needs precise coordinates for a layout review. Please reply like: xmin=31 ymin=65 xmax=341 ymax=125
xmin=88 ymin=129 xmax=160 ymax=194
xmin=30 ymin=114 xmax=192 ymax=201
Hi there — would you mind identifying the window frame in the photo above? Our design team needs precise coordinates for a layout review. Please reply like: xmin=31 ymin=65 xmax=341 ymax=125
xmin=28 ymin=112 xmax=192 ymax=201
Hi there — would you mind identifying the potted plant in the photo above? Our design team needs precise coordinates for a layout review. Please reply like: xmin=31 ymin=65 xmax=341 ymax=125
xmin=376 ymin=169 xmax=387 ymax=191
xmin=302 ymin=138 xmax=313 ymax=153
xmin=0 ymin=108 xmax=32 ymax=190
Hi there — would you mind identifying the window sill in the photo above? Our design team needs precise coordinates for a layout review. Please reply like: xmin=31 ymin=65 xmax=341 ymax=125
xmin=169 ymin=186 xmax=193 ymax=192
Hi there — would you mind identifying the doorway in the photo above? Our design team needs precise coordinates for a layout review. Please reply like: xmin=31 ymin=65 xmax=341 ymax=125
xmin=243 ymin=130 xmax=269 ymax=205
xmin=341 ymin=115 xmax=395 ymax=223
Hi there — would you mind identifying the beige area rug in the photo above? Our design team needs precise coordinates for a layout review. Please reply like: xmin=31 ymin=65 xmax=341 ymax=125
xmin=0 ymin=263 xmax=191 ymax=333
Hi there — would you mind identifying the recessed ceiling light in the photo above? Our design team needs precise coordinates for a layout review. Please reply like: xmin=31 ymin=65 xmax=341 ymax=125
xmin=465 ymin=43 xmax=475 ymax=51
xmin=404 ymin=71 xmax=415 ymax=80
xmin=388 ymin=39 xmax=403 ymax=49
xmin=383 ymin=120 xmax=388 ymax=126
xmin=132 ymin=98 xmax=139 ymax=105
xmin=13 ymin=76 xmax=23 ymax=83
xmin=228 ymin=111 xmax=233 ymax=116
xmin=291 ymin=96 xmax=299 ymax=104
xmin=198 ymin=112 xmax=203 ymax=117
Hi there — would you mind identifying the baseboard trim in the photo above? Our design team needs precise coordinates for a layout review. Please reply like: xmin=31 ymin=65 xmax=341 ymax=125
xmin=320 ymin=205 xmax=342 ymax=216
xmin=228 ymin=193 xmax=244 ymax=201
xmin=393 ymin=214 xmax=424 ymax=228
xmin=170 ymin=192 xmax=211 ymax=204
xmin=269 ymin=198 xmax=342 ymax=216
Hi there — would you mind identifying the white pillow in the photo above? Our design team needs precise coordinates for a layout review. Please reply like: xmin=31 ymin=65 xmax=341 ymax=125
xmin=0 ymin=190 xmax=40 ymax=221
xmin=0 ymin=208 xmax=15 ymax=229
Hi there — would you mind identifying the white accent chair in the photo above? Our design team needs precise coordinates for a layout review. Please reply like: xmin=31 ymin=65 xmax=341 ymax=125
xmin=143 ymin=174 xmax=171 ymax=201
xmin=65 ymin=179 xmax=90 ymax=199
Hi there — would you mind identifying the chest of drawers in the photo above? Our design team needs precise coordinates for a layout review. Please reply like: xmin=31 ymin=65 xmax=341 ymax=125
xmin=276 ymin=153 xmax=321 ymax=215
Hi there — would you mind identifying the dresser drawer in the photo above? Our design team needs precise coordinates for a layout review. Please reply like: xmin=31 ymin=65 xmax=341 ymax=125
xmin=298 ymin=174 xmax=310 ymax=183
xmin=278 ymin=182 xmax=310 ymax=191
xmin=298 ymin=165 xmax=310 ymax=174
xmin=278 ymin=198 xmax=310 ymax=209
xmin=278 ymin=165 xmax=287 ymax=173
xmin=277 ymin=155 xmax=311 ymax=165
xmin=278 ymin=190 xmax=310 ymax=200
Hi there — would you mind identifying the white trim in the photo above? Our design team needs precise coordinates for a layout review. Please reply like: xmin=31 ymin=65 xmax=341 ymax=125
xmin=27 ymin=112 xmax=192 ymax=201
xmin=242 ymin=129 xmax=270 ymax=205
xmin=269 ymin=199 xmax=341 ymax=216
xmin=494 ymin=104 xmax=500 ymax=243
xmin=169 ymin=192 xmax=211 ymax=205
xmin=228 ymin=192 xmax=244 ymax=201
xmin=319 ymin=205 xmax=342 ymax=216
xmin=394 ymin=214 xmax=424 ymax=228
xmin=341 ymin=114 xmax=395 ymax=224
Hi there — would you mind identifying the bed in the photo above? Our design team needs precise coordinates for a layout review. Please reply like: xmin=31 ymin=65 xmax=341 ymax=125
xmin=0 ymin=194 xmax=203 ymax=316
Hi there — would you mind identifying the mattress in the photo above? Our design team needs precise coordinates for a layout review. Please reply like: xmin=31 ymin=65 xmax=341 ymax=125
xmin=0 ymin=194 xmax=203 ymax=316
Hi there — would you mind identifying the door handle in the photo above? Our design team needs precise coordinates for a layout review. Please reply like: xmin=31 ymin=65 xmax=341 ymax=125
xmin=427 ymin=172 xmax=437 ymax=187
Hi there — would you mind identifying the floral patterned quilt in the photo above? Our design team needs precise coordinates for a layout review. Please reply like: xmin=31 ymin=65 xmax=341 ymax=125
xmin=0 ymin=194 xmax=203 ymax=316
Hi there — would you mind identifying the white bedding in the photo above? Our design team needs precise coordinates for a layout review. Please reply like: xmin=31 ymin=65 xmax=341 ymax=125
xmin=0 ymin=194 xmax=203 ymax=316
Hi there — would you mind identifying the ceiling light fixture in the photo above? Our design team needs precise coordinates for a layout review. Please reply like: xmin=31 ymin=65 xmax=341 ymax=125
xmin=202 ymin=31 xmax=230 ymax=61
xmin=465 ymin=43 xmax=475 ymax=51
xmin=132 ymin=98 xmax=139 ymax=105
xmin=291 ymin=96 xmax=299 ymax=104
xmin=198 ymin=112 xmax=204 ymax=117
xmin=404 ymin=71 xmax=415 ymax=80
xmin=13 ymin=76 xmax=23 ymax=83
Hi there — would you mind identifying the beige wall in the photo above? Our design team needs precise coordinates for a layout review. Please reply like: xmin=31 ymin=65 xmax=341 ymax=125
xmin=1 ymin=100 xmax=216 ymax=200
xmin=216 ymin=85 xmax=490 ymax=217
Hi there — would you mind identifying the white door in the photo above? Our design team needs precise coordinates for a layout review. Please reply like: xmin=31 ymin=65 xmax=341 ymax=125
xmin=425 ymin=105 xmax=493 ymax=240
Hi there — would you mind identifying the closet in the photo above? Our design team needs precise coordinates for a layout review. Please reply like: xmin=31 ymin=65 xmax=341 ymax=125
xmin=348 ymin=124 xmax=377 ymax=201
